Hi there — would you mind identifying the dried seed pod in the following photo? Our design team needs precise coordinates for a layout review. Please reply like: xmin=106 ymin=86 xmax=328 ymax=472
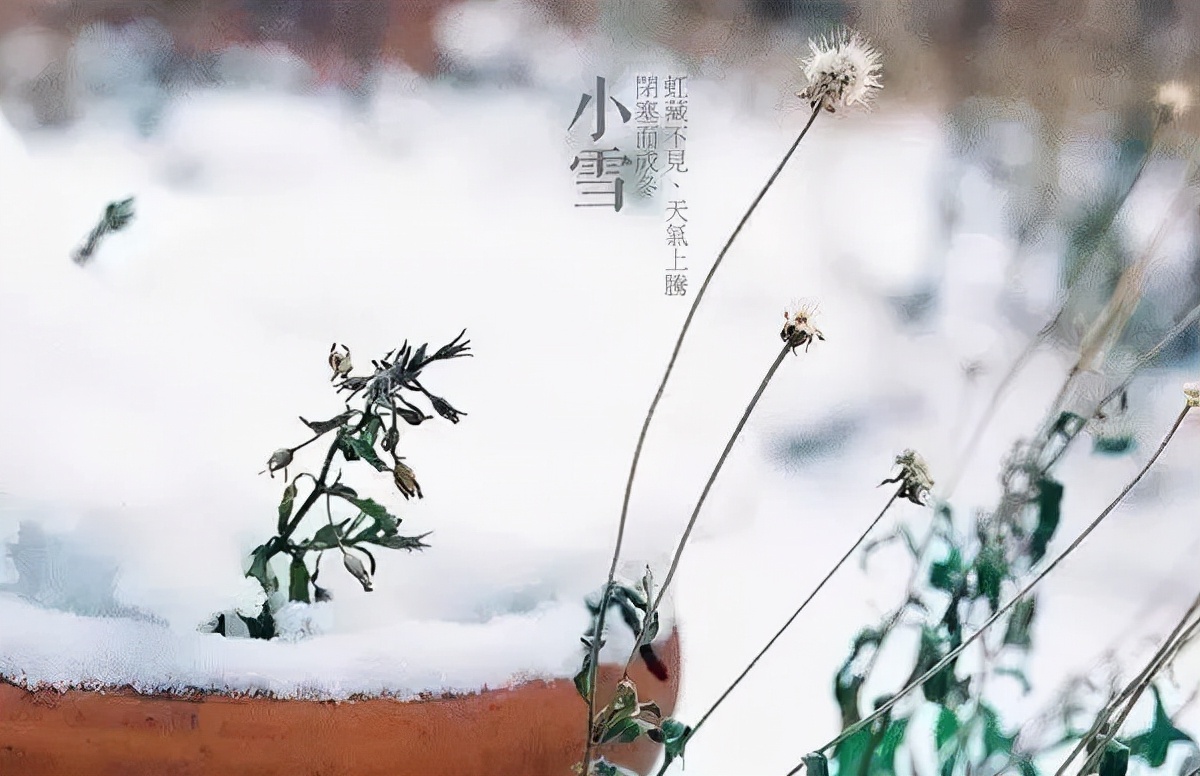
xmin=328 ymin=343 xmax=353 ymax=381
xmin=880 ymin=449 xmax=934 ymax=505
xmin=264 ymin=448 xmax=294 ymax=479
xmin=342 ymin=551 xmax=373 ymax=592
xmin=393 ymin=460 xmax=423 ymax=500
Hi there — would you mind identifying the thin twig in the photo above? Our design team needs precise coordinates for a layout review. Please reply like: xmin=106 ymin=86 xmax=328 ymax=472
xmin=580 ymin=105 xmax=823 ymax=771
xmin=655 ymin=487 xmax=904 ymax=776
xmin=1066 ymin=605 xmax=1200 ymax=776
xmin=623 ymin=344 xmax=793 ymax=677
xmin=785 ymin=405 xmax=1193 ymax=776
xmin=941 ymin=127 xmax=1161 ymax=499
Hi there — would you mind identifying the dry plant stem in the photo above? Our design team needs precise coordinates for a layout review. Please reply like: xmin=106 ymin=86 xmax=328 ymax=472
xmin=654 ymin=487 xmax=905 ymax=775
xmin=784 ymin=405 xmax=1193 ymax=776
xmin=943 ymin=127 xmax=1168 ymax=499
xmin=1068 ymin=610 xmax=1200 ymax=776
xmin=580 ymin=104 xmax=823 ymax=769
xmin=621 ymin=344 xmax=792 ymax=679
xmin=860 ymin=524 xmax=938 ymax=686
xmin=1027 ymin=529 xmax=1200 ymax=739
xmin=1056 ymin=598 xmax=1200 ymax=776
xmin=1096 ymin=298 xmax=1200 ymax=412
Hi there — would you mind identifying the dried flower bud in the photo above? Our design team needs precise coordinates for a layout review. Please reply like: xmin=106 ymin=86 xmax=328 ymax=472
xmin=264 ymin=448 xmax=293 ymax=479
xmin=396 ymin=405 xmax=429 ymax=426
xmin=393 ymin=460 xmax=423 ymax=500
xmin=781 ymin=302 xmax=825 ymax=354
xmin=880 ymin=449 xmax=934 ymax=505
xmin=429 ymin=395 xmax=465 ymax=423
xmin=328 ymin=343 xmax=353 ymax=381
xmin=1155 ymin=81 xmax=1192 ymax=124
xmin=381 ymin=426 xmax=400 ymax=452
xmin=1185 ymin=382 xmax=1199 ymax=408
xmin=342 ymin=551 xmax=373 ymax=592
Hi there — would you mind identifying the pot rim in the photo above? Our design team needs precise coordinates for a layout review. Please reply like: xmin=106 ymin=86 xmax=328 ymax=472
xmin=0 ymin=628 xmax=680 ymax=704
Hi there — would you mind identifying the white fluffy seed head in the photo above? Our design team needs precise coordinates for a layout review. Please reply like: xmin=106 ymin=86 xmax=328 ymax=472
xmin=797 ymin=28 xmax=883 ymax=113
xmin=1155 ymin=81 xmax=1192 ymax=123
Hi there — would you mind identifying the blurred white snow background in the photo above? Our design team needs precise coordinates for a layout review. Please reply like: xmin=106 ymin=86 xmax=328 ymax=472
xmin=0 ymin=0 xmax=1199 ymax=773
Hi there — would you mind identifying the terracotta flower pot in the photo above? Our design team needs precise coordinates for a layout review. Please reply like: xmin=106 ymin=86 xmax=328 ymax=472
xmin=0 ymin=629 xmax=680 ymax=776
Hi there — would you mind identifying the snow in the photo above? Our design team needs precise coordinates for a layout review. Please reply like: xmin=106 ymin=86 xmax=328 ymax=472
xmin=1 ymin=2 xmax=1199 ymax=772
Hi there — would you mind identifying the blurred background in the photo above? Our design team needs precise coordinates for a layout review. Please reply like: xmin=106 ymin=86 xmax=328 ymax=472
xmin=2 ymin=1 xmax=1200 ymax=775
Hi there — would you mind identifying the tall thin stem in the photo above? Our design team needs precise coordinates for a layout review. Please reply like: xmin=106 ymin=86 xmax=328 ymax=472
xmin=785 ymin=405 xmax=1192 ymax=776
xmin=942 ymin=127 xmax=1163 ymax=499
xmin=580 ymin=105 xmax=823 ymax=770
xmin=655 ymin=487 xmax=904 ymax=776
xmin=622 ymin=344 xmax=793 ymax=678
xmin=1058 ymin=593 xmax=1200 ymax=776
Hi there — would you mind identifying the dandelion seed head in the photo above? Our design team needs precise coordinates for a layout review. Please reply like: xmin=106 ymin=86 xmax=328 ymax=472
xmin=1155 ymin=80 xmax=1192 ymax=123
xmin=797 ymin=28 xmax=883 ymax=113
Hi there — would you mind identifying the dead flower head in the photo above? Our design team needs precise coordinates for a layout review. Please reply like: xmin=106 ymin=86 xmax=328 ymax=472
xmin=261 ymin=448 xmax=294 ymax=479
xmin=1185 ymin=382 xmax=1200 ymax=408
xmin=328 ymin=343 xmax=353 ymax=381
xmin=798 ymin=28 xmax=883 ymax=113
xmin=1155 ymin=81 xmax=1193 ymax=124
xmin=880 ymin=449 xmax=934 ymax=505
xmin=342 ymin=550 xmax=373 ymax=592
xmin=393 ymin=459 xmax=423 ymax=500
xmin=781 ymin=302 xmax=825 ymax=353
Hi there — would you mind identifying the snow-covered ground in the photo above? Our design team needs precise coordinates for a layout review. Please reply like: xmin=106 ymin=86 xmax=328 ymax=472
xmin=1 ymin=2 xmax=1199 ymax=774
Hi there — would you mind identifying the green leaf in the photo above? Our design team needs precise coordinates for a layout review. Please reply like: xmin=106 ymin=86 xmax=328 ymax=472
xmin=574 ymin=645 xmax=595 ymax=701
xmin=590 ymin=759 xmax=638 ymax=776
xmin=832 ymin=727 xmax=873 ymax=776
xmin=352 ymin=497 xmax=398 ymax=531
xmin=361 ymin=414 xmax=383 ymax=447
xmin=834 ymin=667 xmax=865 ymax=728
xmin=974 ymin=544 xmax=1006 ymax=612
xmin=600 ymin=716 xmax=644 ymax=744
xmin=363 ymin=532 xmax=431 ymax=551
xmin=1015 ymin=756 xmax=1041 ymax=776
xmin=277 ymin=481 xmax=297 ymax=533
xmin=1003 ymin=598 xmax=1036 ymax=648
xmin=310 ymin=523 xmax=343 ymax=551
xmin=980 ymin=705 xmax=1015 ymax=756
xmin=1031 ymin=478 xmax=1063 ymax=564
xmin=339 ymin=433 xmax=389 ymax=472
xmin=872 ymin=719 xmax=908 ymax=776
xmin=935 ymin=705 xmax=960 ymax=776
xmin=1093 ymin=434 xmax=1136 ymax=456
xmin=246 ymin=543 xmax=278 ymax=593
xmin=805 ymin=753 xmax=831 ymax=776
xmin=1098 ymin=740 xmax=1130 ymax=776
xmin=1127 ymin=684 xmax=1194 ymax=767
xmin=930 ymin=548 xmax=964 ymax=592
xmin=657 ymin=719 xmax=691 ymax=766
xmin=912 ymin=626 xmax=956 ymax=704
xmin=288 ymin=555 xmax=311 ymax=603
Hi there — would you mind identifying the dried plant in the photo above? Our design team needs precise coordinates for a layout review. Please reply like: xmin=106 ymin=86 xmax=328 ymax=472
xmin=577 ymin=26 xmax=883 ymax=776
xmin=210 ymin=332 xmax=470 ymax=640
xmin=72 ymin=197 xmax=135 ymax=266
